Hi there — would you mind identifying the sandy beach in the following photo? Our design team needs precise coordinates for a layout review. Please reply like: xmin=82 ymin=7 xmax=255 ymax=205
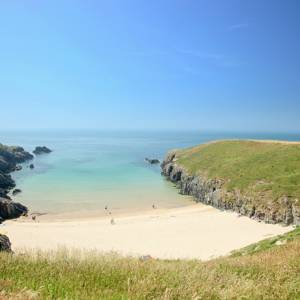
xmin=2 ymin=203 xmax=292 ymax=260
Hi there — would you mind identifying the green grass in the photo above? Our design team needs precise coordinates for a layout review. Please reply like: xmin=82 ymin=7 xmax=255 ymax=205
xmin=0 ymin=227 xmax=299 ymax=299
xmin=231 ymin=225 xmax=300 ymax=257
xmin=175 ymin=140 xmax=300 ymax=208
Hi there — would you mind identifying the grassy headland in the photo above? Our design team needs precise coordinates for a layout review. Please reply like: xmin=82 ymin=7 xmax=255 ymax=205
xmin=176 ymin=140 xmax=300 ymax=201
xmin=162 ymin=140 xmax=300 ymax=224
xmin=0 ymin=227 xmax=299 ymax=299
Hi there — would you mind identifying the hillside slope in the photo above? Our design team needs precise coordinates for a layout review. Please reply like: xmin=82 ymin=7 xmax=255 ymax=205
xmin=162 ymin=140 xmax=300 ymax=225
xmin=0 ymin=227 xmax=299 ymax=299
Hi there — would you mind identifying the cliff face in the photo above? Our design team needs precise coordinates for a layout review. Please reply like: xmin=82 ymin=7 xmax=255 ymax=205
xmin=161 ymin=151 xmax=300 ymax=226
xmin=0 ymin=144 xmax=33 ymax=199
xmin=0 ymin=144 xmax=32 ymax=224
xmin=0 ymin=144 xmax=33 ymax=251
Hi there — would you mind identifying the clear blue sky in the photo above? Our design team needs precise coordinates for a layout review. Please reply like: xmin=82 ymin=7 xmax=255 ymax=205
xmin=0 ymin=0 xmax=299 ymax=131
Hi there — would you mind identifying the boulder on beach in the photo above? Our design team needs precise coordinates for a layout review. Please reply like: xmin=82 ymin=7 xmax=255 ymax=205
xmin=33 ymin=146 xmax=52 ymax=155
xmin=0 ymin=198 xmax=28 ymax=223
xmin=145 ymin=158 xmax=160 ymax=164
xmin=0 ymin=234 xmax=11 ymax=252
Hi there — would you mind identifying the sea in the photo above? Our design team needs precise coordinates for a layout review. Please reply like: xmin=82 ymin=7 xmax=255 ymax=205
xmin=1 ymin=130 xmax=300 ymax=216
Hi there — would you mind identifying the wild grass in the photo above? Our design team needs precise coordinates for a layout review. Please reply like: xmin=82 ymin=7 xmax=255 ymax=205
xmin=176 ymin=140 xmax=300 ymax=206
xmin=0 ymin=227 xmax=299 ymax=299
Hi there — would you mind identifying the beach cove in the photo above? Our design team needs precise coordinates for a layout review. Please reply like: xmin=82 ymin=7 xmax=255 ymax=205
xmin=2 ymin=130 xmax=300 ymax=215
xmin=1 ymin=130 xmax=299 ymax=259
xmin=4 ymin=204 xmax=292 ymax=260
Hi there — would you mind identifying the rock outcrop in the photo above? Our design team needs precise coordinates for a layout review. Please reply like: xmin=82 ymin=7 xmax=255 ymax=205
xmin=13 ymin=165 xmax=22 ymax=171
xmin=12 ymin=188 xmax=22 ymax=196
xmin=0 ymin=144 xmax=33 ymax=199
xmin=0 ymin=143 xmax=32 ymax=251
xmin=0 ymin=173 xmax=15 ymax=190
xmin=33 ymin=146 xmax=52 ymax=155
xmin=0 ymin=198 xmax=28 ymax=223
xmin=145 ymin=158 xmax=160 ymax=164
xmin=0 ymin=234 xmax=11 ymax=252
xmin=0 ymin=188 xmax=10 ymax=199
xmin=0 ymin=145 xmax=33 ymax=173
xmin=161 ymin=151 xmax=300 ymax=226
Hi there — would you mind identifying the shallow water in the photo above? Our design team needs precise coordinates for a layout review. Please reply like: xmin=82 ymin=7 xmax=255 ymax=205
xmin=1 ymin=130 xmax=300 ymax=214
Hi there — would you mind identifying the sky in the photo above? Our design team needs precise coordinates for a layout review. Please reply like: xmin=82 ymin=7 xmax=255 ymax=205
xmin=0 ymin=0 xmax=299 ymax=132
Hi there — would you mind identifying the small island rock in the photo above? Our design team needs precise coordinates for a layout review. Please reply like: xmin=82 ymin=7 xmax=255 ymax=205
xmin=33 ymin=146 xmax=52 ymax=155
xmin=145 ymin=158 xmax=160 ymax=164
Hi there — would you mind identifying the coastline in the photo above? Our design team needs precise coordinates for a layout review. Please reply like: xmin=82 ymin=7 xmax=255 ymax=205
xmin=1 ymin=138 xmax=298 ymax=260
xmin=4 ymin=203 xmax=292 ymax=260
xmin=161 ymin=140 xmax=300 ymax=225
xmin=14 ymin=199 xmax=195 ymax=223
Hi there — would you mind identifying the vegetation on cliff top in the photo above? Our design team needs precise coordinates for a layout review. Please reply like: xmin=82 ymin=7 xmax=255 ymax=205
xmin=0 ymin=227 xmax=299 ymax=299
xmin=175 ymin=140 xmax=300 ymax=206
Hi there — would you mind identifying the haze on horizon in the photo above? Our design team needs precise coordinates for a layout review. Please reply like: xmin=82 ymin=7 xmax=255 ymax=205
xmin=0 ymin=1 xmax=299 ymax=132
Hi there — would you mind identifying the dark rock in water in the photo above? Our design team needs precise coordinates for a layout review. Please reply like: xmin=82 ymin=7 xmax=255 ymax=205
xmin=0 ymin=158 xmax=10 ymax=173
xmin=33 ymin=146 xmax=52 ymax=155
xmin=0 ymin=143 xmax=33 ymax=198
xmin=0 ymin=143 xmax=32 ymax=250
xmin=145 ymin=158 xmax=160 ymax=164
xmin=0 ymin=145 xmax=33 ymax=168
xmin=0 ymin=234 xmax=11 ymax=252
xmin=0 ymin=198 xmax=28 ymax=223
xmin=11 ymin=147 xmax=34 ymax=163
xmin=0 ymin=189 xmax=10 ymax=200
xmin=14 ymin=165 xmax=22 ymax=171
xmin=0 ymin=173 xmax=15 ymax=189
xmin=0 ymin=144 xmax=33 ymax=171
xmin=12 ymin=188 xmax=22 ymax=196
xmin=29 ymin=164 xmax=34 ymax=169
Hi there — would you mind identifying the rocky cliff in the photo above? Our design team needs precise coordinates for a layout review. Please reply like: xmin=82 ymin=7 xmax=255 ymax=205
xmin=0 ymin=144 xmax=33 ymax=251
xmin=161 ymin=150 xmax=300 ymax=226
xmin=0 ymin=144 xmax=33 ymax=199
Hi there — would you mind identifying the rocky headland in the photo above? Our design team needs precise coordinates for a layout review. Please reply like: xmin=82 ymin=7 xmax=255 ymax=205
xmin=0 ymin=143 xmax=35 ymax=251
xmin=161 ymin=141 xmax=300 ymax=226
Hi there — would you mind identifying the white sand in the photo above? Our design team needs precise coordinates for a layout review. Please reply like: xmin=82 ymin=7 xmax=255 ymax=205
xmin=3 ymin=204 xmax=292 ymax=260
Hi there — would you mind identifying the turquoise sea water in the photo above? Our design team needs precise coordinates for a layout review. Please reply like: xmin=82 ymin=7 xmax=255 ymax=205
xmin=1 ymin=130 xmax=300 ymax=215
